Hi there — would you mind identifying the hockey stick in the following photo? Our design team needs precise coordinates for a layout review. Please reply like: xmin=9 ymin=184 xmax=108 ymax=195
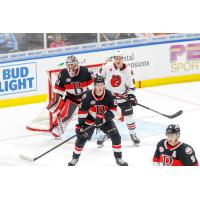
xmin=136 ymin=103 xmax=183 ymax=119
xmin=118 ymin=95 xmax=183 ymax=119
xmin=19 ymin=124 xmax=95 ymax=162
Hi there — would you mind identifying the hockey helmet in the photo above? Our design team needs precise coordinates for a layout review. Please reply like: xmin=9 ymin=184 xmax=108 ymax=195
xmin=66 ymin=55 xmax=79 ymax=77
xmin=94 ymin=75 xmax=105 ymax=85
xmin=66 ymin=55 xmax=79 ymax=65
xmin=166 ymin=124 xmax=180 ymax=136
xmin=114 ymin=50 xmax=124 ymax=58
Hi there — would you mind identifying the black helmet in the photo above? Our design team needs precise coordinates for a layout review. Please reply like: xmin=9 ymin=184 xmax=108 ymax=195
xmin=166 ymin=124 xmax=180 ymax=135
xmin=94 ymin=76 xmax=105 ymax=85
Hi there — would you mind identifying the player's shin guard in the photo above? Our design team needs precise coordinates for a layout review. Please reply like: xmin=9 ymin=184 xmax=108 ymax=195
xmin=68 ymin=146 xmax=83 ymax=166
xmin=112 ymin=144 xmax=122 ymax=158
xmin=112 ymin=144 xmax=128 ymax=166
xmin=124 ymin=115 xmax=140 ymax=144
xmin=68 ymin=137 xmax=87 ymax=166
xmin=73 ymin=145 xmax=83 ymax=159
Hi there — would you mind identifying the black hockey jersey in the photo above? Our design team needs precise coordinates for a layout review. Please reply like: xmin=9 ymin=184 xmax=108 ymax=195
xmin=153 ymin=139 xmax=199 ymax=166
xmin=78 ymin=89 xmax=117 ymax=126
xmin=54 ymin=66 xmax=94 ymax=102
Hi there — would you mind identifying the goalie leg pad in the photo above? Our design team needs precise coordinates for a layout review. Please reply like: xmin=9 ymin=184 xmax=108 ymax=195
xmin=47 ymin=93 xmax=65 ymax=114
xmin=50 ymin=99 xmax=78 ymax=135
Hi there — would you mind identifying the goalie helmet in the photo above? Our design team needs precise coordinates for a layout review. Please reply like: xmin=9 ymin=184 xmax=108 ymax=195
xmin=66 ymin=55 xmax=79 ymax=77
xmin=166 ymin=124 xmax=180 ymax=136
xmin=66 ymin=55 xmax=79 ymax=65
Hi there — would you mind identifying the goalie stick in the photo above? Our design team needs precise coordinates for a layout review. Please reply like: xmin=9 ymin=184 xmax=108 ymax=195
xmin=19 ymin=124 xmax=95 ymax=162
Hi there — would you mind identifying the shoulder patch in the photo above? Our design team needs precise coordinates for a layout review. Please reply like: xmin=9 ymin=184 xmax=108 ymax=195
xmin=66 ymin=78 xmax=71 ymax=82
xmin=159 ymin=146 xmax=164 ymax=153
xmin=185 ymin=146 xmax=193 ymax=155
xmin=90 ymin=100 xmax=96 ymax=105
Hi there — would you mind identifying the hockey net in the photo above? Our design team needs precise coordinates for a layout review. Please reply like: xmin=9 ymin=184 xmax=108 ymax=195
xmin=26 ymin=63 xmax=123 ymax=132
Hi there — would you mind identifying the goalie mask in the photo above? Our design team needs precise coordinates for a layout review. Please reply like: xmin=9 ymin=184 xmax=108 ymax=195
xmin=66 ymin=55 xmax=80 ymax=77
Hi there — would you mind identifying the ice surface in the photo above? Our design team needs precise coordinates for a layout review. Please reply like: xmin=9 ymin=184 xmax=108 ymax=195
xmin=0 ymin=81 xmax=200 ymax=166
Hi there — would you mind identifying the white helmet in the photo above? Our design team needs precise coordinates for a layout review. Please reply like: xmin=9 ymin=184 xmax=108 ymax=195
xmin=66 ymin=55 xmax=79 ymax=77
xmin=114 ymin=50 xmax=124 ymax=58
xmin=66 ymin=55 xmax=79 ymax=65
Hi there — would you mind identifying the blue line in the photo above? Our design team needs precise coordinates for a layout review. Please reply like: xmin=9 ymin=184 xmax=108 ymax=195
xmin=0 ymin=37 xmax=200 ymax=65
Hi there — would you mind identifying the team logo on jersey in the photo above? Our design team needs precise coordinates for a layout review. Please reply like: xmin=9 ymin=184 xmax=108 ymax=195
xmin=90 ymin=100 xmax=96 ymax=105
xmin=110 ymin=75 xmax=122 ymax=87
xmin=96 ymin=105 xmax=106 ymax=114
xmin=162 ymin=155 xmax=173 ymax=166
xmin=66 ymin=78 xmax=71 ymax=82
xmin=159 ymin=147 xmax=164 ymax=153
xmin=185 ymin=147 xmax=193 ymax=155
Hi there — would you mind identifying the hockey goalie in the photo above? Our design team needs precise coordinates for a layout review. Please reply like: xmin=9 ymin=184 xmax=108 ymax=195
xmin=47 ymin=55 xmax=94 ymax=138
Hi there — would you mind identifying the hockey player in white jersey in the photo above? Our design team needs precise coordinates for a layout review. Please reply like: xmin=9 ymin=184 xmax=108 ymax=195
xmin=97 ymin=50 xmax=140 ymax=146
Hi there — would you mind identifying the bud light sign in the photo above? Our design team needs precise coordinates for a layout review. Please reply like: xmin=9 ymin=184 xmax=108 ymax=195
xmin=0 ymin=62 xmax=37 ymax=96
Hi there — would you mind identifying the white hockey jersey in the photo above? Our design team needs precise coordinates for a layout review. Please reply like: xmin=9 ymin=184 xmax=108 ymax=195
xmin=100 ymin=62 xmax=136 ymax=103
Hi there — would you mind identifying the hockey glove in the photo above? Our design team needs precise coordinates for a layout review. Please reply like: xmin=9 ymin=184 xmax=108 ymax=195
xmin=127 ymin=94 xmax=138 ymax=106
xmin=95 ymin=113 xmax=105 ymax=126
xmin=75 ymin=124 xmax=90 ymax=139
xmin=104 ymin=111 xmax=115 ymax=122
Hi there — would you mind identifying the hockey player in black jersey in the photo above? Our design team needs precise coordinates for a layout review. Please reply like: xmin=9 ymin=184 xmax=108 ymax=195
xmin=47 ymin=55 xmax=94 ymax=138
xmin=68 ymin=76 xmax=128 ymax=166
xmin=153 ymin=124 xmax=198 ymax=166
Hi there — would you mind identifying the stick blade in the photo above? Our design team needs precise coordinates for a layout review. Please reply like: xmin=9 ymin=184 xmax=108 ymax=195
xmin=19 ymin=154 xmax=35 ymax=162
xmin=168 ymin=110 xmax=183 ymax=119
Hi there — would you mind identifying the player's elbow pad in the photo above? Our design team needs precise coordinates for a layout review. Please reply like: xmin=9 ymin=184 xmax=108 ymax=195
xmin=47 ymin=93 xmax=64 ymax=114
xmin=105 ymin=111 xmax=115 ymax=122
